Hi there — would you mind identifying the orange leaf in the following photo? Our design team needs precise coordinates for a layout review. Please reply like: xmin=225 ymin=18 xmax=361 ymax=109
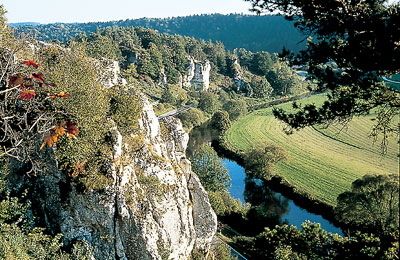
xmin=52 ymin=125 xmax=65 ymax=137
xmin=23 ymin=60 xmax=40 ymax=69
xmin=49 ymin=91 xmax=69 ymax=99
xmin=19 ymin=89 xmax=36 ymax=100
xmin=40 ymin=132 xmax=58 ymax=150
xmin=58 ymin=91 xmax=69 ymax=98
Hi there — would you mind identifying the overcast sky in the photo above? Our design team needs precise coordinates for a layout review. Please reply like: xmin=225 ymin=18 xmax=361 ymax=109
xmin=2 ymin=0 xmax=254 ymax=24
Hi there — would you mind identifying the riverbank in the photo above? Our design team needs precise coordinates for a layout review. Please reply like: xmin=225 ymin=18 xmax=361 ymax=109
xmin=222 ymin=94 xmax=398 ymax=204
xmin=212 ymin=138 xmax=343 ymax=230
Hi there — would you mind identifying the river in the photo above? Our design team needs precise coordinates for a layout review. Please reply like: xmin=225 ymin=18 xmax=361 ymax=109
xmin=187 ymin=123 xmax=343 ymax=236
xmin=224 ymin=158 xmax=343 ymax=235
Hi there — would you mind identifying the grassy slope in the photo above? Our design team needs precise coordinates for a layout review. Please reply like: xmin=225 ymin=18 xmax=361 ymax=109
xmin=224 ymin=94 xmax=398 ymax=205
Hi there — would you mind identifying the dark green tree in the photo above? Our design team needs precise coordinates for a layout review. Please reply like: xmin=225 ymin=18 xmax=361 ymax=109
xmin=148 ymin=42 xmax=163 ymax=79
xmin=161 ymin=86 xmax=176 ymax=104
xmin=85 ymin=32 xmax=121 ymax=60
xmin=250 ymin=75 xmax=273 ymax=98
xmin=211 ymin=110 xmax=232 ymax=133
xmin=335 ymin=174 xmax=399 ymax=235
xmin=251 ymin=51 xmax=274 ymax=76
xmin=234 ymin=221 xmax=399 ymax=260
xmin=244 ymin=142 xmax=289 ymax=179
xmin=246 ymin=0 xmax=400 ymax=149
xmin=198 ymin=92 xmax=221 ymax=115
xmin=190 ymin=144 xmax=231 ymax=192
xmin=178 ymin=108 xmax=204 ymax=129
xmin=267 ymin=60 xmax=304 ymax=96
xmin=222 ymin=99 xmax=248 ymax=121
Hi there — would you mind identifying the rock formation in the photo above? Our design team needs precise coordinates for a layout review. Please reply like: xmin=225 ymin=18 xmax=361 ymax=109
xmin=184 ymin=57 xmax=211 ymax=91
xmin=232 ymin=58 xmax=245 ymax=91
xmin=6 ymin=51 xmax=217 ymax=259
xmin=99 ymin=58 xmax=127 ymax=88
xmin=24 ymin=96 xmax=217 ymax=260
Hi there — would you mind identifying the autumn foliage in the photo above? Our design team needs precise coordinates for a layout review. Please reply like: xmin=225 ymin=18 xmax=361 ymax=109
xmin=5 ymin=60 xmax=79 ymax=156
xmin=40 ymin=121 xmax=79 ymax=150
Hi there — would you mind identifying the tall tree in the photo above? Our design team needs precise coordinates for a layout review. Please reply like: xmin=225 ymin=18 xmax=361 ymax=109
xmin=190 ymin=144 xmax=231 ymax=192
xmin=244 ymin=142 xmax=289 ymax=179
xmin=246 ymin=0 xmax=400 ymax=150
xmin=335 ymin=174 xmax=399 ymax=235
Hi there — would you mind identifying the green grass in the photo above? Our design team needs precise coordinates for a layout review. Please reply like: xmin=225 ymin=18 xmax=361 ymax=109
xmin=224 ymin=94 xmax=399 ymax=205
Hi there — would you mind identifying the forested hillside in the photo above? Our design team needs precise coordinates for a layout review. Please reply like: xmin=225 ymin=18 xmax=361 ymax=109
xmin=59 ymin=25 xmax=310 ymax=128
xmin=12 ymin=14 xmax=305 ymax=53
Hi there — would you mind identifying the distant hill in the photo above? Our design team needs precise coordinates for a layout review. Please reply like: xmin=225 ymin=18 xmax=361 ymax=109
xmin=9 ymin=22 xmax=41 ymax=27
xmin=12 ymin=14 xmax=306 ymax=53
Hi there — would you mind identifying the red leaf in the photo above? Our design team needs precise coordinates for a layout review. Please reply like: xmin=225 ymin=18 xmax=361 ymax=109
xmin=9 ymin=73 xmax=24 ymax=86
xmin=30 ymin=73 xmax=44 ymax=82
xmin=19 ymin=89 xmax=36 ymax=100
xmin=23 ymin=60 xmax=40 ymax=69
xmin=65 ymin=121 xmax=79 ymax=138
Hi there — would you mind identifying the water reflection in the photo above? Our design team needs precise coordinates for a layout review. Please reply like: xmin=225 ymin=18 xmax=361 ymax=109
xmin=186 ymin=122 xmax=218 ymax=158
xmin=244 ymin=177 xmax=290 ymax=234
xmin=188 ymin=123 xmax=343 ymax=235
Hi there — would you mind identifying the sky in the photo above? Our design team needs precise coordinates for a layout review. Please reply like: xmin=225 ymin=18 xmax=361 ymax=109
xmin=1 ymin=0 xmax=254 ymax=24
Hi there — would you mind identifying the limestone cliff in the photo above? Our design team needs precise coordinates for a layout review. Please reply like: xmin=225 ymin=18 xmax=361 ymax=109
xmin=26 ymin=95 xmax=217 ymax=260
xmin=4 ymin=42 xmax=216 ymax=259
xmin=184 ymin=57 xmax=211 ymax=91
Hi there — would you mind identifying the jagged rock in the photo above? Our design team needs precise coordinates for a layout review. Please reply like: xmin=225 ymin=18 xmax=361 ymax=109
xmin=99 ymin=58 xmax=127 ymax=88
xmin=184 ymin=57 xmax=211 ymax=91
xmin=4 ymin=43 xmax=215 ymax=259
xmin=232 ymin=58 xmax=245 ymax=91
xmin=24 ymin=95 xmax=216 ymax=260
xmin=159 ymin=69 xmax=168 ymax=86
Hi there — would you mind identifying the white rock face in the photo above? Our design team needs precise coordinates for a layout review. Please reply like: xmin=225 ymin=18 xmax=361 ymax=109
xmin=32 ymin=96 xmax=216 ymax=260
xmin=99 ymin=58 xmax=127 ymax=88
xmin=184 ymin=57 xmax=211 ymax=91
xmin=233 ymin=58 xmax=245 ymax=91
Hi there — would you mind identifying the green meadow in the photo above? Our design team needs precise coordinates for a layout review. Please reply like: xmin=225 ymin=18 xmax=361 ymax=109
xmin=224 ymin=94 xmax=399 ymax=205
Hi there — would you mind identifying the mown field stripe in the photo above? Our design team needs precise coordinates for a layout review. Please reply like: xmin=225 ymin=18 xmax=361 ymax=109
xmin=224 ymin=94 xmax=398 ymax=205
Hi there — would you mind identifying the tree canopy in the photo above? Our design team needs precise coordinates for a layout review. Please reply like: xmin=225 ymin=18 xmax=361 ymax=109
xmin=189 ymin=144 xmax=231 ymax=193
xmin=335 ymin=174 xmax=399 ymax=235
xmin=246 ymin=0 xmax=400 ymax=149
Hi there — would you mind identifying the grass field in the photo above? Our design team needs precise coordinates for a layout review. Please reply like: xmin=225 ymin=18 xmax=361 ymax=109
xmin=224 ymin=94 xmax=399 ymax=205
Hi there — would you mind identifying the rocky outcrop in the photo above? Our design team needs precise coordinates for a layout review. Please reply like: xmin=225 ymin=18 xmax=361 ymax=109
xmin=25 ymin=96 xmax=216 ymax=260
xmin=5 ymin=42 xmax=216 ymax=259
xmin=184 ymin=57 xmax=211 ymax=91
xmin=99 ymin=58 xmax=127 ymax=88
xmin=232 ymin=58 xmax=245 ymax=91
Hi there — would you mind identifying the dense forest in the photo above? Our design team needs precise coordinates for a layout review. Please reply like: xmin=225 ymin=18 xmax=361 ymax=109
xmin=12 ymin=14 xmax=305 ymax=53
xmin=74 ymin=25 xmax=312 ymax=128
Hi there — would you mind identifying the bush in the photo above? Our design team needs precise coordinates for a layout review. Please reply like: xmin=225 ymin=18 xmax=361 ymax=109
xmin=0 ymin=162 xmax=93 ymax=259
xmin=198 ymin=92 xmax=221 ymax=115
xmin=211 ymin=110 xmax=232 ymax=133
xmin=244 ymin=142 xmax=289 ymax=180
xmin=178 ymin=107 xmax=204 ymax=129
xmin=189 ymin=144 xmax=231 ymax=193
xmin=222 ymin=99 xmax=248 ymax=121
xmin=208 ymin=191 xmax=246 ymax=216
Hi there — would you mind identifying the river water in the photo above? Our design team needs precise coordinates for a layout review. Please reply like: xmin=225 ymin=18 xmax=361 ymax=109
xmin=225 ymin=158 xmax=343 ymax=235
xmin=187 ymin=123 xmax=343 ymax=236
